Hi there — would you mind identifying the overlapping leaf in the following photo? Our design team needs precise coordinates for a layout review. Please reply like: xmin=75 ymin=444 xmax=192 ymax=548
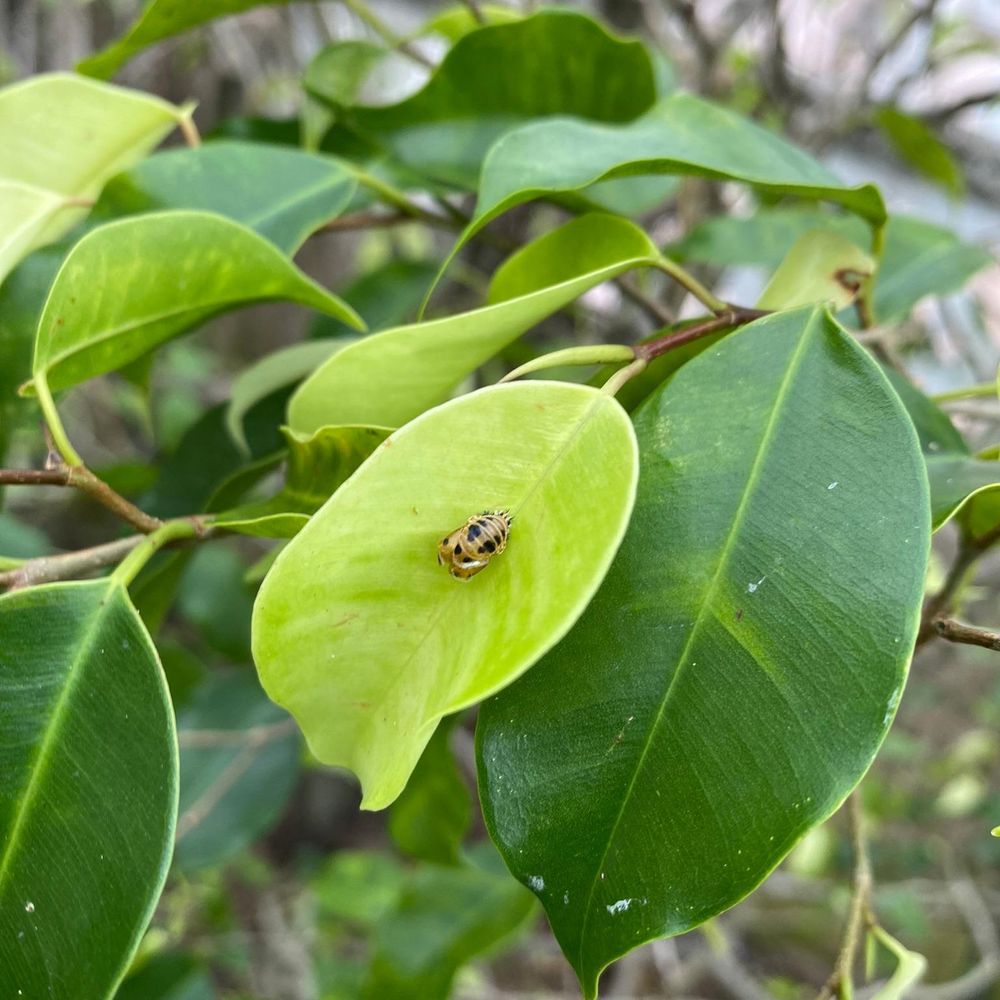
xmin=478 ymin=307 xmax=929 ymax=996
xmin=0 ymin=580 xmax=176 ymax=999
xmin=27 ymin=211 xmax=362 ymax=394
xmin=253 ymin=381 xmax=638 ymax=809
xmin=0 ymin=73 xmax=187 ymax=284
xmin=288 ymin=213 xmax=662 ymax=432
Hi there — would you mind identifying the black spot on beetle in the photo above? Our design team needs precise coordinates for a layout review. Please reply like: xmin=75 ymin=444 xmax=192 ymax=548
xmin=454 ymin=543 xmax=463 ymax=555
xmin=463 ymin=557 xmax=474 ymax=564
xmin=483 ymin=540 xmax=496 ymax=553
xmin=467 ymin=524 xmax=481 ymax=539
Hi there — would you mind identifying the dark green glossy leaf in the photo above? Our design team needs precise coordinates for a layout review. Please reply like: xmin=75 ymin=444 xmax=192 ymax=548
xmin=389 ymin=717 xmax=471 ymax=865
xmin=28 ymin=211 xmax=362 ymax=394
xmin=175 ymin=671 xmax=300 ymax=871
xmin=478 ymin=307 xmax=929 ymax=996
xmin=94 ymin=141 xmax=357 ymax=253
xmin=454 ymin=92 xmax=884 ymax=263
xmin=79 ymin=0 xmax=299 ymax=79
xmin=361 ymin=858 xmax=535 ymax=1000
xmin=0 ymin=580 xmax=177 ymax=999
xmin=322 ymin=11 xmax=656 ymax=188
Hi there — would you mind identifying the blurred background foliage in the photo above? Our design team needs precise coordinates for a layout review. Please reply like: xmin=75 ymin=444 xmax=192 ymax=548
xmin=2 ymin=0 xmax=1000 ymax=997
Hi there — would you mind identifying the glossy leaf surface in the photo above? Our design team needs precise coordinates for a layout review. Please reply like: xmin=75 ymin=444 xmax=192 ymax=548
xmin=479 ymin=308 xmax=929 ymax=996
xmin=456 ymin=92 xmax=885 ymax=257
xmin=0 ymin=580 xmax=177 ymax=999
xmin=254 ymin=381 xmax=638 ymax=809
xmin=288 ymin=214 xmax=660 ymax=432
xmin=322 ymin=11 xmax=656 ymax=188
xmin=95 ymin=141 xmax=357 ymax=253
xmin=29 ymin=211 xmax=362 ymax=393
xmin=0 ymin=73 xmax=185 ymax=283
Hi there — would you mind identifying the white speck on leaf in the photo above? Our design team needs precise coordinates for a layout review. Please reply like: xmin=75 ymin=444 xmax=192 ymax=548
xmin=24 ymin=902 xmax=33 ymax=913
xmin=747 ymin=577 xmax=765 ymax=593
xmin=607 ymin=898 xmax=633 ymax=915
xmin=563 ymin=892 xmax=569 ymax=905
xmin=528 ymin=875 xmax=544 ymax=891
xmin=827 ymin=481 xmax=838 ymax=490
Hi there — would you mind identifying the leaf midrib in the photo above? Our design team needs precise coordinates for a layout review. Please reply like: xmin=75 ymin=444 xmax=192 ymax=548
xmin=0 ymin=584 xmax=112 ymax=894
xmin=575 ymin=312 xmax=818 ymax=974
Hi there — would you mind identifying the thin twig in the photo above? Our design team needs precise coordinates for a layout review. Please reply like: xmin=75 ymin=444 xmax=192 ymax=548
xmin=0 ymin=535 xmax=144 ymax=591
xmin=817 ymin=794 xmax=874 ymax=1000
xmin=0 ymin=465 xmax=161 ymax=533
xmin=459 ymin=0 xmax=485 ymax=24
xmin=916 ymin=541 xmax=981 ymax=648
xmin=636 ymin=308 xmax=769 ymax=362
xmin=859 ymin=0 xmax=939 ymax=100
xmin=314 ymin=209 xmax=453 ymax=233
xmin=179 ymin=718 xmax=298 ymax=749
xmin=340 ymin=0 xmax=434 ymax=68
xmin=932 ymin=617 xmax=1000 ymax=653
xmin=617 ymin=276 xmax=675 ymax=326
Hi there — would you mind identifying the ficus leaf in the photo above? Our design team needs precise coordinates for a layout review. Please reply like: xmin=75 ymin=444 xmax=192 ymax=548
xmin=478 ymin=307 xmax=929 ymax=996
xmin=26 ymin=211 xmax=363 ymax=394
xmin=0 ymin=580 xmax=177 ymax=1000
xmin=288 ymin=213 xmax=662 ymax=433
xmin=0 ymin=73 xmax=188 ymax=284
xmin=253 ymin=381 xmax=639 ymax=809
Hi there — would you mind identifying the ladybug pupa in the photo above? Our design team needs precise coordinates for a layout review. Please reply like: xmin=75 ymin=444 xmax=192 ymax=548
xmin=437 ymin=510 xmax=512 ymax=581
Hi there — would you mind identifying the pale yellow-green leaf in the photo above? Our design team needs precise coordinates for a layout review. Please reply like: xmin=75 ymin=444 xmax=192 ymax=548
xmin=0 ymin=73 xmax=189 ymax=284
xmin=757 ymin=230 xmax=875 ymax=311
xmin=253 ymin=381 xmax=638 ymax=809
xmin=287 ymin=214 xmax=661 ymax=433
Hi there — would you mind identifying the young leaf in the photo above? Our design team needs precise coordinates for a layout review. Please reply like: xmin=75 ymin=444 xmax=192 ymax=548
xmin=0 ymin=73 xmax=187 ymax=283
xmin=226 ymin=340 xmax=355 ymax=453
xmin=455 ymin=91 xmax=885 ymax=259
xmin=175 ymin=671 xmax=300 ymax=871
xmin=478 ymin=307 xmax=930 ymax=997
xmin=757 ymin=230 xmax=874 ymax=311
xmin=319 ymin=11 xmax=657 ymax=188
xmin=211 ymin=424 xmax=392 ymax=538
xmin=0 ymin=580 xmax=177 ymax=1000
xmin=672 ymin=209 xmax=992 ymax=324
xmin=94 ymin=141 xmax=358 ymax=254
xmin=288 ymin=213 xmax=662 ymax=432
xmin=27 ymin=211 xmax=363 ymax=394
xmin=253 ymin=381 xmax=639 ymax=809
xmin=78 ymin=0 xmax=300 ymax=79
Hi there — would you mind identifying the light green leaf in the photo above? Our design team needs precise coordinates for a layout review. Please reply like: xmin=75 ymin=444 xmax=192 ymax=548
xmin=94 ymin=141 xmax=358 ymax=254
xmin=0 ymin=72 xmax=187 ymax=284
xmin=78 ymin=0 xmax=299 ymax=80
xmin=672 ymin=209 xmax=992 ymax=324
xmin=362 ymin=858 xmax=535 ymax=1000
xmin=175 ymin=671 xmax=300 ymax=871
xmin=389 ymin=716 xmax=471 ymax=865
xmin=253 ymin=381 xmax=639 ymax=809
xmin=416 ymin=4 xmax=522 ymax=43
xmin=321 ymin=11 xmax=657 ymax=188
xmin=478 ymin=307 xmax=929 ymax=996
xmin=451 ymin=91 xmax=885 ymax=266
xmin=27 ymin=211 xmax=363 ymax=394
xmin=212 ymin=423 xmax=392 ymax=538
xmin=757 ymin=230 xmax=874 ymax=311
xmin=876 ymin=107 xmax=964 ymax=197
xmin=927 ymin=456 xmax=1000 ymax=531
xmin=0 ymin=580 xmax=177 ymax=1000
xmin=288 ymin=214 xmax=661 ymax=432
xmin=226 ymin=340 xmax=354 ymax=453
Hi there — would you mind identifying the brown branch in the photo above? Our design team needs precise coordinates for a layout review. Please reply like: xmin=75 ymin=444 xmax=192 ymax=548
xmin=636 ymin=307 xmax=769 ymax=362
xmin=0 ymin=465 xmax=161 ymax=533
xmin=932 ymin=618 xmax=1000 ymax=653
xmin=0 ymin=535 xmax=144 ymax=591
xmin=916 ymin=541 xmax=981 ymax=649
xmin=817 ymin=794 xmax=874 ymax=1000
